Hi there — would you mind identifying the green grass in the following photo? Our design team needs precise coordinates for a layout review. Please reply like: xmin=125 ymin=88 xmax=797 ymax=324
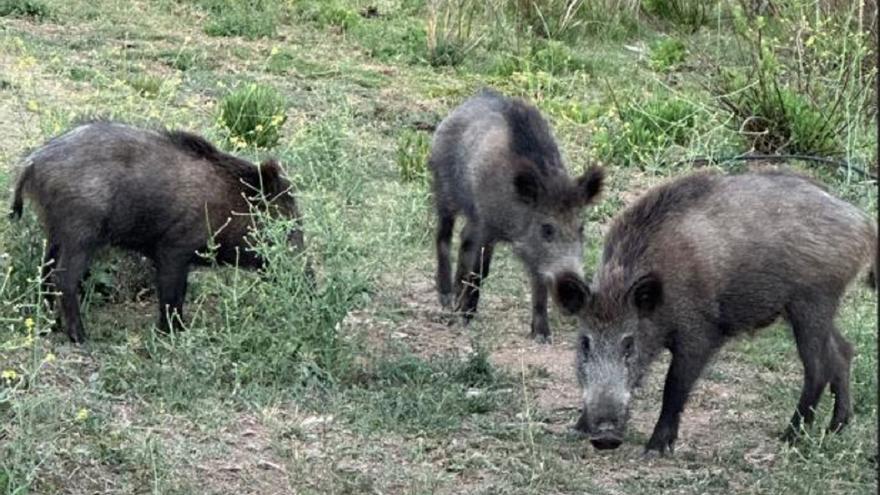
xmin=0 ymin=0 xmax=876 ymax=493
xmin=218 ymin=83 xmax=287 ymax=149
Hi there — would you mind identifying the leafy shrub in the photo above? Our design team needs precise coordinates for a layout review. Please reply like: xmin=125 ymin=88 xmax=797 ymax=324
xmin=0 ymin=0 xmax=51 ymax=20
xmin=711 ymin=7 xmax=875 ymax=158
xmin=396 ymin=129 xmax=431 ymax=183
xmin=200 ymin=0 xmax=281 ymax=39
xmin=218 ymin=84 xmax=287 ymax=149
xmin=649 ymin=36 xmax=687 ymax=71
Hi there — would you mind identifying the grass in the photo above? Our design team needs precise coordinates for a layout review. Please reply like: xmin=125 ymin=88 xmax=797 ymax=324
xmin=218 ymin=83 xmax=287 ymax=149
xmin=0 ymin=0 xmax=876 ymax=493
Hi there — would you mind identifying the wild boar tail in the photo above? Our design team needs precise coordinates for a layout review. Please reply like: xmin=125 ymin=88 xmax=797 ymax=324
xmin=8 ymin=165 xmax=30 ymax=220
xmin=866 ymin=228 xmax=878 ymax=291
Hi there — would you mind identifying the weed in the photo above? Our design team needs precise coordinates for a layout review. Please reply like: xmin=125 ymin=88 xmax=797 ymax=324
xmin=592 ymin=94 xmax=699 ymax=167
xmin=0 ymin=0 xmax=51 ymax=20
xmin=158 ymin=49 xmax=208 ymax=71
xmin=295 ymin=0 xmax=359 ymax=31
xmin=265 ymin=48 xmax=296 ymax=75
xmin=200 ymin=0 xmax=281 ymax=39
xmin=396 ymin=129 xmax=431 ymax=183
xmin=649 ymin=36 xmax=687 ymax=71
xmin=218 ymin=84 xmax=287 ymax=149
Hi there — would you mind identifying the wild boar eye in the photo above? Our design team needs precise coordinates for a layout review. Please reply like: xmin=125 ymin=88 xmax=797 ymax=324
xmin=580 ymin=335 xmax=591 ymax=355
xmin=540 ymin=223 xmax=555 ymax=241
xmin=622 ymin=335 xmax=634 ymax=358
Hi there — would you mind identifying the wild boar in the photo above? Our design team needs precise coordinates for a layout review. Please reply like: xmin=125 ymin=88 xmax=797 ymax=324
xmin=10 ymin=121 xmax=305 ymax=343
xmin=429 ymin=88 xmax=604 ymax=342
xmin=551 ymin=169 xmax=876 ymax=453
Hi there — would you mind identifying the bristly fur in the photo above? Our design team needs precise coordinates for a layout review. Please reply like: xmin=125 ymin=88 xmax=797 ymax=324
xmin=602 ymin=171 xmax=717 ymax=272
xmin=162 ymin=130 xmax=269 ymax=185
xmin=494 ymin=91 xmax=563 ymax=174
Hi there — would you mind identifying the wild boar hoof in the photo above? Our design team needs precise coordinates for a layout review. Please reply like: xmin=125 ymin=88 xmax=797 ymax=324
xmin=529 ymin=330 xmax=552 ymax=344
xmin=529 ymin=319 xmax=551 ymax=344
xmin=645 ymin=431 xmax=676 ymax=456
xmin=781 ymin=426 xmax=804 ymax=444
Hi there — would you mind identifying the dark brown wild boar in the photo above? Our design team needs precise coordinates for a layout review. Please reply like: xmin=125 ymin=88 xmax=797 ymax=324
xmin=430 ymin=88 xmax=604 ymax=342
xmin=9 ymin=121 xmax=306 ymax=343
xmin=551 ymin=169 xmax=876 ymax=454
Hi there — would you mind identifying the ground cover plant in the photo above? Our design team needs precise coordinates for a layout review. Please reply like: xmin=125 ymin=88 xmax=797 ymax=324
xmin=0 ymin=0 xmax=876 ymax=493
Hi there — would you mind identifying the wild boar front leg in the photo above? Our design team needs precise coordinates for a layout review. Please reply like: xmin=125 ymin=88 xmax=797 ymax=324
xmin=646 ymin=333 xmax=720 ymax=456
xmin=528 ymin=274 xmax=551 ymax=343
xmin=155 ymin=250 xmax=192 ymax=332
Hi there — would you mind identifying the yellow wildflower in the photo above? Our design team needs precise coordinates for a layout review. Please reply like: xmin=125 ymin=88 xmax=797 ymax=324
xmin=24 ymin=317 xmax=34 ymax=330
xmin=75 ymin=408 xmax=89 ymax=422
xmin=44 ymin=353 xmax=56 ymax=364
xmin=1 ymin=369 xmax=18 ymax=381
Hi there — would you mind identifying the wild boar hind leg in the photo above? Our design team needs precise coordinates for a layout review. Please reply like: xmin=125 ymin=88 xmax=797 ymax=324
xmin=55 ymin=244 xmax=95 ymax=343
xmin=435 ymin=212 xmax=456 ymax=309
xmin=453 ymin=222 xmax=490 ymax=322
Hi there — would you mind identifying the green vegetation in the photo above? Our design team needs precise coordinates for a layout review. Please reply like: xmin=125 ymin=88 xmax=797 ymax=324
xmin=0 ymin=0 xmax=51 ymax=20
xmin=0 ymin=0 xmax=875 ymax=493
xmin=199 ymin=0 xmax=281 ymax=39
xmin=218 ymin=83 xmax=287 ymax=149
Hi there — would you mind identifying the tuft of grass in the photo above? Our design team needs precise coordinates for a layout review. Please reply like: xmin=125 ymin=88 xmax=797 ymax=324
xmin=509 ymin=0 xmax=641 ymax=41
xmin=157 ymin=49 xmax=209 ymax=71
xmin=649 ymin=36 xmax=687 ymax=72
xmin=200 ymin=0 xmax=281 ymax=39
xmin=0 ymin=0 xmax=51 ymax=19
xmin=218 ymin=84 xmax=287 ymax=149
xmin=396 ymin=129 xmax=431 ymax=184
xmin=125 ymin=73 xmax=163 ymax=98
xmin=426 ymin=0 xmax=485 ymax=67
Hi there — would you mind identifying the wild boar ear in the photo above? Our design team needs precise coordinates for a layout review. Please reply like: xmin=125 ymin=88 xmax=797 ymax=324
xmin=553 ymin=272 xmax=590 ymax=315
xmin=631 ymin=273 xmax=662 ymax=315
xmin=513 ymin=170 xmax=542 ymax=205
xmin=575 ymin=166 xmax=604 ymax=206
xmin=258 ymin=159 xmax=283 ymax=196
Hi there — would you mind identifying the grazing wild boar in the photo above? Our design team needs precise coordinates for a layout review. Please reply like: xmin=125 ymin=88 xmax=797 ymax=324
xmin=10 ymin=121 xmax=305 ymax=343
xmin=429 ymin=88 xmax=604 ymax=341
xmin=551 ymin=169 xmax=876 ymax=454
